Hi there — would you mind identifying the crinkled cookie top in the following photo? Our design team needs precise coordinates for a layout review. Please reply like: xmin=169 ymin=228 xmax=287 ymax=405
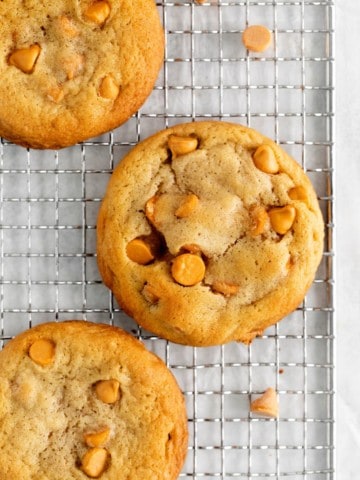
xmin=97 ymin=121 xmax=324 ymax=346
xmin=0 ymin=321 xmax=188 ymax=479
xmin=0 ymin=0 xmax=164 ymax=148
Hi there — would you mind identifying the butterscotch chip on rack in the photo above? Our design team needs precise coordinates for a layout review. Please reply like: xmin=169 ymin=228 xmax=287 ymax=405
xmin=97 ymin=121 xmax=324 ymax=346
xmin=0 ymin=0 xmax=164 ymax=149
xmin=0 ymin=321 xmax=188 ymax=479
xmin=242 ymin=25 xmax=272 ymax=53
xmin=250 ymin=388 xmax=278 ymax=418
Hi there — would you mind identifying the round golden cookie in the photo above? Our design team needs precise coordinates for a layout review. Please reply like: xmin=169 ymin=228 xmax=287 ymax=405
xmin=0 ymin=321 xmax=188 ymax=479
xmin=97 ymin=121 xmax=324 ymax=346
xmin=0 ymin=0 xmax=164 ymax=149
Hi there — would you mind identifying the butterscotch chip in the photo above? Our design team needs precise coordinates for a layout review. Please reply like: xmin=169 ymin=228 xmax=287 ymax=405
xmin=0 ymin=321 xmax=188 ymax=479
xmin=81 ymin=447 xmax=109 ymax=478
xmin=288 ymin=185 xmax=308 ymax=202
xmin=175 ymin=194 xmax=199 ymax=218
xmin=253 ymin=145 xmax=279 ymax=174
xmin=94 ymin=379 xmax=120 ymax=404
xmin=250 ymin=387 xmax=278 ymax=418
xmin=268 ymin=205 xmax=296 ymax=235
xmin=84 ymin=428 xmax=110 ymax=448
xmin=57 ymin=15 xmax=79 ymax=38
xmin=181 ymin=243 xmax=201 ymax=254
xmin=126 ymin=238 xmax=155 ymax=265
xmin=99 ymin=75 xmax=120 ymax=100
xmin=250 ymin=205 xmax=269 ymax=236
xmin=0 ymin=0 xmax=164 ymax=149
xmin=85 ymin=1 xmax=111 ymax=25
xmin=47 ymin=86 xmax=65 ymax=104
xmin=168 ymin=135 xmax=198 ymax=158
xmin=142 ymin=284 xmax=160 ymax=304
xmin=28 ymin=338 xmax=55 ymax=366
xmin=145 ymin=195 xmax=159 ymax=225
xmin=212 ymin=281 xmax=239 ymax=297
xmin=8 ymin=44 xmax=41 ymax=74
xmin=63 ymin=53 xmax=85 ymax=80
xmin=242 ymin=25 xmax=272 ymax=53
xmin=97 ymin=121 xmax=324 ymax=346
xmin=171 ymin=253 xmax=206 ymax=286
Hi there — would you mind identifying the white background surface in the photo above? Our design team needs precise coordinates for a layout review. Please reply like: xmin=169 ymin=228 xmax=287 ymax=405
xmin=336 ymin=1 xmax=360 ymax=477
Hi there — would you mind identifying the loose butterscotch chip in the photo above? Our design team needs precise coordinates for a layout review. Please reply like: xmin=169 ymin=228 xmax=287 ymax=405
xmin=85 ymin=1 xmax=111 ymax=25
xmin=253 ymin=145 xmax=279 ymax=174
xmin=81 ymin=447 xmax=110 ymax=478
xmin=95 ymin=379 xmax=120 ymax=404
xmin=8 ymin=44 xmax=41 ymax=74
xmin=175 ymin=194 xmax=199 ymax=218
xmin=212 ymin=281 xmax=239 ymax=297
xmin=288 ymin=185 xmax=308 ymax=202
xmin=84 ymin=428 xmax=110 ymax=448
xmin=168 ymin=135 xmax=198 ymax=158
xmin=242 ymin=25 xmax=272 ymax=53
xmin=28 ymin=339 xmax=56 ymax=366
xmin=250 ymin=205 xmax=269 ymax=236
xmin=99 ymin=75 xmax=119 ymax=100
xmin=126 ymin=239 xmax=154 ymax=265
xmin=250 ymin=387 xmax=278 ymax=418
xmin=268 ymin=205 xmax=296 ymax=235
xmin=171 ymin=254 xmax=205 ymax=286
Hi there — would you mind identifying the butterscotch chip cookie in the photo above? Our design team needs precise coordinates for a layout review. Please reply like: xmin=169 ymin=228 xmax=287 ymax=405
xmin=0 ymin=321 xmax=188 ymax=479
xmin=0 ymin=0 xmax=164 ymax=149
xmin=97 ymin=121 xmax=324 ymax=346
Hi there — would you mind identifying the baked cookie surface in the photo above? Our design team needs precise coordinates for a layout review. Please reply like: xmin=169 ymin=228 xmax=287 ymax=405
xmin=97 ymin=121 xmax=324 ymax=346
xmin=0 ymin=321 xmax=188 ymax=479
xmin=0 ymin=0 xmax=164 ymax=149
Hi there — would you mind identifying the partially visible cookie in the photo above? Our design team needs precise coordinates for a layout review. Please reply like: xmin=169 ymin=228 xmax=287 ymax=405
xmin=97 ymin=121 xmax=324 ymax=346
xmin=0 ymin=0 xmax=164 ymax=149
xmin=0 ymin=321 xmax=188 ymax=479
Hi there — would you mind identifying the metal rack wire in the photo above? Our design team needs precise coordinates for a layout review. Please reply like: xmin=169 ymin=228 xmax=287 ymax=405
xmin=0 ymin=0 xmax=335 ymax=478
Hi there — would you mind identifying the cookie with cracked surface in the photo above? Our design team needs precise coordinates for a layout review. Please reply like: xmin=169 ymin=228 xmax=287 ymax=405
xmin=0 ymin=321 xmax=188 ymax=479
xmin=0 ymin=0 xmax=164 ymax=149
xmin=97 ymin=121 xmax=324 ymax=346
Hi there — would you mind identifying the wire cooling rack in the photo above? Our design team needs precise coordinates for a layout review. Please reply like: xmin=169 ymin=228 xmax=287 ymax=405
xmin=0 ymin=0 xmax=335 ymax=478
